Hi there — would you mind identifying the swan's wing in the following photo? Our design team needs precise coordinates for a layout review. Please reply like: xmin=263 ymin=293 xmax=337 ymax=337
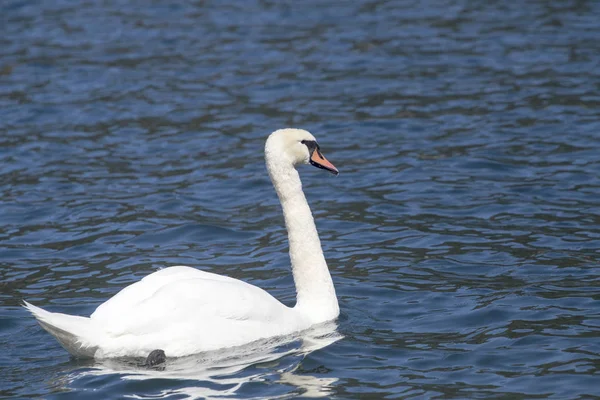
xmin=90 ymin=266 xmax=241 ymax=321
xmin=90 ymin=266 xmax=290 ymax=338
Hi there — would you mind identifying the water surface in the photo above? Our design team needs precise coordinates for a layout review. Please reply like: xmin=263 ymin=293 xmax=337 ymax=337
xmin=1 ymin=0 xmax=600 ymax=398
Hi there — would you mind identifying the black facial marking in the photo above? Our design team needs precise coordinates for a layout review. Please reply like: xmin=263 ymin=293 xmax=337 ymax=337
xmin=301 ymin=139 xmax=319 ymax=155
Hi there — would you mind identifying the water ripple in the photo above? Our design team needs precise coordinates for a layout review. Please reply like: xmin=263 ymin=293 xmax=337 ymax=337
xmin=1 ymin=0 xmax=600 ymax=398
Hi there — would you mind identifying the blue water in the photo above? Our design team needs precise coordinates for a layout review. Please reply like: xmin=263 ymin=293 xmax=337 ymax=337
xmin=2 ymin=0 xmax=600 ymax=398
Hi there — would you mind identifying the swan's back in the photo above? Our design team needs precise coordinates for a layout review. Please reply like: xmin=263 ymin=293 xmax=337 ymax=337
xmin=91 ymin=266 xmax=239 ymax=321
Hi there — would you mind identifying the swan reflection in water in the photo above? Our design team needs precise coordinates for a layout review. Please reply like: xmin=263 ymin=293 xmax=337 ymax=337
xmin=57 ymin=322 xmax=342 ymax=399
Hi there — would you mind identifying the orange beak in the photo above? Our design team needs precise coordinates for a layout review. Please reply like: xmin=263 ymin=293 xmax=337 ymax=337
xmin=310 ymin=148 xmax=339 ymax=176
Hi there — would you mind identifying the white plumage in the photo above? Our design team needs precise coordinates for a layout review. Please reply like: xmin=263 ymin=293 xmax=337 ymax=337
xmin=25 ymin=128 xmax=340 ymax=358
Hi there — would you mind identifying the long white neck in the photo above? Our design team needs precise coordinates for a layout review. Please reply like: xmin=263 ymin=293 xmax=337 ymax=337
xmin=266 ymin=152 xmax=339 ymax=322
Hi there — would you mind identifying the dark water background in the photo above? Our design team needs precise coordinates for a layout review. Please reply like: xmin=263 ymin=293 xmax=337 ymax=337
xmin=2 ymin=0 xmax=600 ymax=398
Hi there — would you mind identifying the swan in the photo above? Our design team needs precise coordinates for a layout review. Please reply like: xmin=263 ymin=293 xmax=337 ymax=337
xmin=24 ymin=128 xmax=340 ymax=359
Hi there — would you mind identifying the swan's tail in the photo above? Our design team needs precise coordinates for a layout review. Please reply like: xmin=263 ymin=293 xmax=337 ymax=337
xmin=23 ymin=301 xmax=99 ymax=358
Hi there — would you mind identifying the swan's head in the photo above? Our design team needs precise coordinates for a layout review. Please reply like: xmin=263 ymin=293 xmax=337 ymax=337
xmin=266 ymin=128 xmax=339 ymax=175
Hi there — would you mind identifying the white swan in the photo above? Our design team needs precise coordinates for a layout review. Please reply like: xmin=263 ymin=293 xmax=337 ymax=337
xmin=24 ymin=128 xmax=340 ymax=359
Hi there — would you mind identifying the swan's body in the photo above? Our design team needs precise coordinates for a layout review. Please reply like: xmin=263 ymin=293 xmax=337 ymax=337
xmin=25 ymin=129 xmax=340 ymax=359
